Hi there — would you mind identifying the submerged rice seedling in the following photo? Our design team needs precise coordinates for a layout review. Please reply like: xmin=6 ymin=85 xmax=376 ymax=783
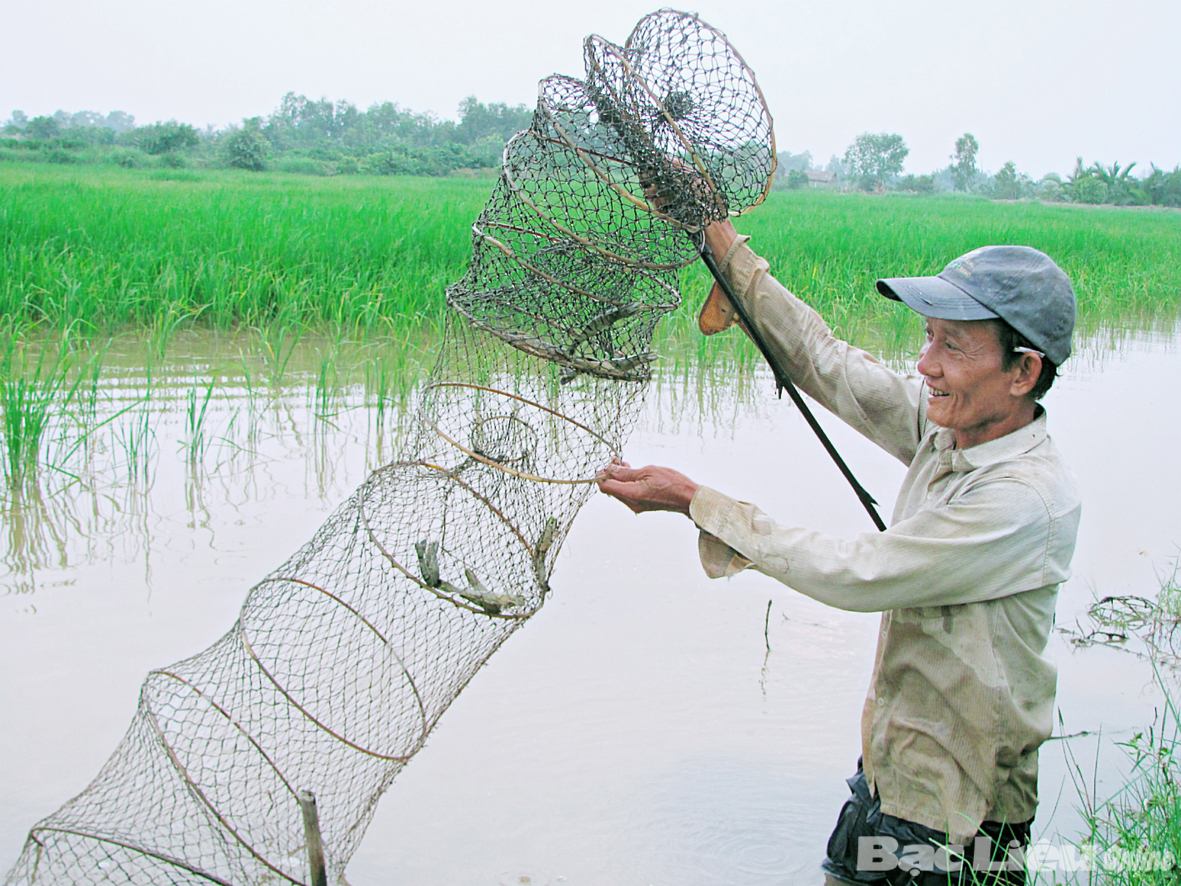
xmin=257 ymin=321 xmax=302 ymax=389
xmin=147 ymin=305 xmax=206 ymax=365
xmin=0 ymin=346 xmax=76 ymax=490
xmin=182 ymin=378 xmax=216 ymax=463
xmin=113 ymin=405 xmax=156 ymax=485
xmin=312 ymin=350 xmax=341 ymax=423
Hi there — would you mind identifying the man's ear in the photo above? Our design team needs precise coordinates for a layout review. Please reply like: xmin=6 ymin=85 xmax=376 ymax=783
xmin=1010 ymin=352 xmax=1042 ymax=398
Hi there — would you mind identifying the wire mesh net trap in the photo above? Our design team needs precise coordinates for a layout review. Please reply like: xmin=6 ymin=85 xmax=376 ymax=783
xmin=5 ymin=9 xmax=773 ymax=884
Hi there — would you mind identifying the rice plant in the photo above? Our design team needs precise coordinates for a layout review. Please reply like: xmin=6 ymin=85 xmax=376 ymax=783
xmin=0 ymin=346 xmax=76 ymax=490
xmin=182 ymin=377 xmax=216 ymax=463
xmin=3 ymin=164 xmax=1177 ymax=362
xmin=113 ymin=404 xmax=156 ymax=485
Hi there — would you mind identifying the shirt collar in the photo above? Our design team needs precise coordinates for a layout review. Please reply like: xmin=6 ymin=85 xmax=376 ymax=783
xmin=932 ymin=409 xmax=1048 ymax=472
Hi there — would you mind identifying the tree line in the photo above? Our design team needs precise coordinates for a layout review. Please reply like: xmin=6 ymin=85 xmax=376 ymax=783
xmin=3 ymin=103 xmax=1179 ymax=208
xmin=0 ymin=95 xmax=533 ymax=177
xmin=777 ymin=131 xmax=1181 ymax=208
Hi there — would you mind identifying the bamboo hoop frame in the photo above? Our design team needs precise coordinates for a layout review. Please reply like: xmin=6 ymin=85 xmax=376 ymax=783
xmin=447 ymin=299 xmax=656 ymax=382
xmin=421 ymin=382 xmax=617 ymax=483
xmin=500 ymin=130 xmax=696 ymax=272
xmin=578 ymin=17 xmax=776 ymax=220
xmin=463 ymin=221 xmax=680 ymax=312
xmin=140 ymin=692 xmax=305 ymax=885
xmin=238 ymin=578 xmax=429 ymax=762
xmin=26 ymin=828 xmax=238 ymax=886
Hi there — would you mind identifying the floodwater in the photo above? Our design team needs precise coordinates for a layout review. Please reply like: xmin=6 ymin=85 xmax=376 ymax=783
xmin=1 ymin=327 xmax=1179 ymax=885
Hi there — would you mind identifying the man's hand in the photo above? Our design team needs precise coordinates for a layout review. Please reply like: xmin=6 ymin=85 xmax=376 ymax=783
xmin=596 ymin=459 xmax=699 ymax=516
xmin=702 ymin=218 xmax=737 ymax=258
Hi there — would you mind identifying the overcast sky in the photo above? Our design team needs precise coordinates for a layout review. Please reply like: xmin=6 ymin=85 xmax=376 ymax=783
xmin=4 ymin=0 xmax=1178 ymax=178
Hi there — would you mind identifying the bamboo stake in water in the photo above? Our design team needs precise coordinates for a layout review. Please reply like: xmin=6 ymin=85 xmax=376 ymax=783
xmin=298 ymin=790 xmax=328 ymax=886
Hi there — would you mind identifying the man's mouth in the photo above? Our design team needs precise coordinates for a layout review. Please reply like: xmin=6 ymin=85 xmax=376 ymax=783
xmin=930 ymin=387 xmax=951 ymax=398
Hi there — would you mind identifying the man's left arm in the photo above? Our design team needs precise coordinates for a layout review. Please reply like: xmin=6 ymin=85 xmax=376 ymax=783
xmin=690 ymin=477 xmax=1079 ymax=611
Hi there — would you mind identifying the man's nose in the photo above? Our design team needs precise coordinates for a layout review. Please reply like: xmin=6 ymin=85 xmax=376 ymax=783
xmin=917 ymin=342 xmax=936 ymax=376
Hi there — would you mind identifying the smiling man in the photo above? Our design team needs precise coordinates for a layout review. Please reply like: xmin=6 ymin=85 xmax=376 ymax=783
xmin=597 ymin=220 xmax=1081 ymax=885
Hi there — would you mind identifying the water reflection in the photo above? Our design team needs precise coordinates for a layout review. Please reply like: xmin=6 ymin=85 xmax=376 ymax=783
xmin=2 ymin=323 xmax=1177 ymax=600
xmin=0 ymin=372 xmax=402 ymax=598
xmin=2 ymin=485 xmax=71 ymax=595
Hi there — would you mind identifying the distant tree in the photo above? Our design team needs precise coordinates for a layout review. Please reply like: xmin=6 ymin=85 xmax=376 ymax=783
xmin=843 ymin=132 xmax=908 ymax=191
xmin=1063 ymin=158 xmax=1146 ymax=205
xmin=26 ymin=116 xmax=62 ymax=140
xmin=264 ymin=93 xmax=359 ymax=150
xmin=65 ymin=110 xmax=103 ymax=128
xmin=898 ymin=174 xmax=935 ymax=193
xmin=1089 ymin=161 xmax=1145 ymax=205
xmin=1142 ymin=164 xmax=1181 ymax=207
xmin=454 ymin=97 xmax=531 ymax=145
xmin=1064 ymin=158 xmax=1106 ymax=204
xmin=930 ymin=166 xmax=956 ymax=192
xmin=776 ymin=149 xmax=812 ymax=173
xmin=4 ymin=110 xmax=29 ymax=132
xmin=222 ymin=123 xmax=269 ymax=171
xmin=992 ymin=161 xmax=1024 ymax=199
xmin=104 ymin=111 xmax=137 ymax=134
xmin=824 ymin=154 xmax=846 ymax=183
xmin=361 ymin=101 xmax=430 ymax=147
xmin=951 ymin=132 xmax=979 ymax=192
xmin=131 ymin=121 xmax=200 ymax=154
xmin=785 ymin=168 xmax=809 ymax=189
xmin=1036 ymin=173 xmax=1065 ymax=202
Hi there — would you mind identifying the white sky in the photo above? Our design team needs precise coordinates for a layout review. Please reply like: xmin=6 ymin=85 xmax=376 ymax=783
xmin=4 ymin=0 xmax=1178 ymax=178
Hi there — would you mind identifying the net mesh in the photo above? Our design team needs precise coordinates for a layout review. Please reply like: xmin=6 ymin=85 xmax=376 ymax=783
xmin=5 ymin=9 xmax=773 ymax=884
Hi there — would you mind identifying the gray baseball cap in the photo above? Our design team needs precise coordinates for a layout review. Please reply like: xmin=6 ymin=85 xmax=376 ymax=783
xmin=876 ymin=245 xmax=1076 ymax=365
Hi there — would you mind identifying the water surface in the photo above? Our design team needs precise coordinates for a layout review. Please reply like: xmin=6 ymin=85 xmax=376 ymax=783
xmin=1 ymin=328 xmax=1178 ymax=884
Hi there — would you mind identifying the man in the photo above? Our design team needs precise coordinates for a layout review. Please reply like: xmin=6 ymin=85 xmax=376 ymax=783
xmin=597 ymin=218 xmax=1081 ymax=884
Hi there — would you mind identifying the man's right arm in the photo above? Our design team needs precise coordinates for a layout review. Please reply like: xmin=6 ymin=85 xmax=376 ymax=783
xmin=705 ymin=223 xmax=925 ymax=466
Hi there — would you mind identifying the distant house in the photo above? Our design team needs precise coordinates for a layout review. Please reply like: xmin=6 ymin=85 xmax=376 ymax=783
xmin=806 ymin=170 xmax=837 ymax=187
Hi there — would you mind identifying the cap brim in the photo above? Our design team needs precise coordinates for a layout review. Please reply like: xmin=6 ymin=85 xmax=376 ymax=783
xmin=876 ymin=275 xmax=999 ymax=322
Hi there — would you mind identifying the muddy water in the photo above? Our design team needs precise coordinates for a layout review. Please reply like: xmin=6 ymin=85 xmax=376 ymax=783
xmin=1 ymin=329 xmax=1178 ymax=884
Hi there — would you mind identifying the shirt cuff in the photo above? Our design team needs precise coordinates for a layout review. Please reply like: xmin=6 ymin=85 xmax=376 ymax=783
xmin=716 ymin=235 xmax=770 ymax=301
xmin=689 ymin=485 xmax=753 ymax=578
xmin=718 ymin=233 xmax=751 ymax=270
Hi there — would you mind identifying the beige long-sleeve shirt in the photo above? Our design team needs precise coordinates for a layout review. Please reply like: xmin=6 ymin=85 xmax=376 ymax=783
xmin=688 ymin=237 xmax=1081 ymax=844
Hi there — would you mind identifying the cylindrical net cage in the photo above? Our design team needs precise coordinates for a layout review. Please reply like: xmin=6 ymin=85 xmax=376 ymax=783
xmin=5 ymin=8 xmax=774 ymax=884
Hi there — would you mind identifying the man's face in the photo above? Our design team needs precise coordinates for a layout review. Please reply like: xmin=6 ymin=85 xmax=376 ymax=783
xmin=916 ymin=318 xmax=1032 ymax=448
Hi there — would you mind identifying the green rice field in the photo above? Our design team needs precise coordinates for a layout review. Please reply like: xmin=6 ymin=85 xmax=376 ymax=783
xmin=4 ymin=161 xmax=1180 ymax=342
xmin=2 ymin=160 xmax=1180 ymax=490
